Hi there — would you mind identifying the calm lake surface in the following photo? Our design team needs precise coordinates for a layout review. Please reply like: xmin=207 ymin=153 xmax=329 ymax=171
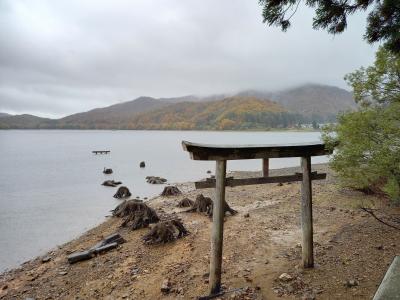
xmin=0 ymin=130 xmax=327 ymax=272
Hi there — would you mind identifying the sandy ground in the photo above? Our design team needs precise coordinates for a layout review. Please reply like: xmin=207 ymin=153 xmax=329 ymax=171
xmin=1 ymin=164 xmax=400 ymax=300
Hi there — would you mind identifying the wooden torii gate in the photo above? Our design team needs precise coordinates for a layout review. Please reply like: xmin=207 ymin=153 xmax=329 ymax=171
xmin=182 ymin=141 xmax=333 ymax=296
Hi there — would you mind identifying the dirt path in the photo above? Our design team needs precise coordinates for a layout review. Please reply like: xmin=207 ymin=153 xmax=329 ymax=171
xmin=1 ymin=164 xmax=399 ymax=299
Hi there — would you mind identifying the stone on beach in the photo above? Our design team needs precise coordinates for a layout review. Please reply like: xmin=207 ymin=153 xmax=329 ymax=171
xmin=161 ymin=278 xmax=171 ymax=293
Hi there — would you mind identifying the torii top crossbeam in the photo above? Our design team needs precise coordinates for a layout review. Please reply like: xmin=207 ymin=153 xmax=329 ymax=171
xmin=182 ymin=140 xmax=330 ymax=160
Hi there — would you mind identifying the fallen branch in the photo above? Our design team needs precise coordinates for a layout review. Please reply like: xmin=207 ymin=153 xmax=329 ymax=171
xmin=360 ymin=207 xmax=400 ymax=231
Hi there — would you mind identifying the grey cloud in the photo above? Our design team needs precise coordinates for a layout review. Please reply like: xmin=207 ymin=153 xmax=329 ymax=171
xmin=0 ymin=0 xmax=376 ymax=118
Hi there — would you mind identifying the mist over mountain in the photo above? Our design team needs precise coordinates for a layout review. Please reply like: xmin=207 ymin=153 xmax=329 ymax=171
xmin=0 ymin=84 xmax=355 ymax=130
xmin=237 ymin=84 xmax=355 ymax=118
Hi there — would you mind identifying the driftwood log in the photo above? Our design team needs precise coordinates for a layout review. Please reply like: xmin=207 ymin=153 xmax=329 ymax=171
xmin=186 ymin=194 xmax=237 ymax=217
xmin=161 ymin=186 xmax=182 ymax=196
xmin=102 ymin=180 xmax=122 ymax=187
xmin=177 ymin=197 xmax=194 ymax=208
xmin=113 ymin=186 xmax=131 ymax=199
xmin=112 ymin=200 xmax=159 ymax=230
xmin=143 ymin=219 xmax=189 ymax=244
xmin=67 ymin=233 xmax=125 ymax=264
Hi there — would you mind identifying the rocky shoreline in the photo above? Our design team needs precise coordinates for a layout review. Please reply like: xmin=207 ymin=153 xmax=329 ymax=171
xmin=1 ymin=164 xmax=400 ymax=299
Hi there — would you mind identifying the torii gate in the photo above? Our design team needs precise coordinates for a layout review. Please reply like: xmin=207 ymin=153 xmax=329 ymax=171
xmin=182 ymin=141 xmax=332 ymax=296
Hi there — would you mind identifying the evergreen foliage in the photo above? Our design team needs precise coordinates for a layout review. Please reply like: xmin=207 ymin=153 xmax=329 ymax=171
xmin=259 ymin=0 xmax=400 ymax=53
xmin=323 ymin=47 xmax=400 ymax=201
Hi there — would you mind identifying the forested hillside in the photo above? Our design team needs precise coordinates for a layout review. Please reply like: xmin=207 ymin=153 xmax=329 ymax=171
xmin=122 ymin=96 xmax=307 ymax=130
xmin=0 ymin=84 xmax=356 ymax=130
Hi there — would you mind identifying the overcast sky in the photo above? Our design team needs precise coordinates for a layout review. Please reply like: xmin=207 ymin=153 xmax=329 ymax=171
xmin=0 ymin=0 xmax=377 ymax=118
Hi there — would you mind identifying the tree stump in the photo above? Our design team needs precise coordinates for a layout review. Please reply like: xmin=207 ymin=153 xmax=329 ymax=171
xmin=142 ymin=219 xmax=189 ymax=244
xmin=113 ymin=186 xmax=132 ymax=199
xmin=186 ymin=194 xmax=237 ymax=217
xmin=177 ymin=198 xmax=194 ymax=208
xmin=189 ymin=194 xmax=213 ymax=215
xmin=112 ymin=200 xmax=159 ymax=230
xmin=161 ymin=186 xmax=182 ymax=196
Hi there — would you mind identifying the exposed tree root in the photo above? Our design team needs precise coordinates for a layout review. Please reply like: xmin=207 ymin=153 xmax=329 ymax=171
xmin=161 ymin=186 xmax=182 ymax=196
xmin=113 ymin=186 xmax=132 ymax=199
xmin=186 ymin=194 xmax=237 ymax=217
xmin=223 ymin=200 xmax=238 ymax=216
xmin=177 ymin=198 xmax=194 ymax=208
xmin=142 ymin=219 xmax=189 ymax=244
xmin=112 ymin=200 xmax=160 ymax=230
xmin=360 ymin=207 xmax=400 ymax=230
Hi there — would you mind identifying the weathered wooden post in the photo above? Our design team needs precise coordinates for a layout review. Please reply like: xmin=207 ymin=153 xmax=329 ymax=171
xmin=262 ymin=158 xmax=269 ymax=177
xmin=209 ymin=159 xmax=226 ymax=295
xmin=301 ymin=156 xmax=314 ymax=268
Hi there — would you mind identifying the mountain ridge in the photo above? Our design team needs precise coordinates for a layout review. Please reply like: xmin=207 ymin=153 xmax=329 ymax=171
xmin=0 ymin=84 xmax=355 ymax=129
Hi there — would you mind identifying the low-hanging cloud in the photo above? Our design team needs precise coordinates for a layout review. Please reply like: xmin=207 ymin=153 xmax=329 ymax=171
xmin=0 ymin=0 xmax=376 ymax=118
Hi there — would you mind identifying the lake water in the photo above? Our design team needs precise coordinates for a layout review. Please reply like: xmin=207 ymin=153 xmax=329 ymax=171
xmin=0 ymin=130 xmax=327 ymax=272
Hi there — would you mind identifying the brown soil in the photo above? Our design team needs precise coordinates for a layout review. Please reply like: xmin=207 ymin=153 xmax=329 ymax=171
xmin=1 ymin=164 xmax=399 ymax=299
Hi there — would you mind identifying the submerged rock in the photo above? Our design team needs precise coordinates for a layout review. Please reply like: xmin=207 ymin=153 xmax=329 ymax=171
xmin=103 ymin=168 xmax=113 ymax=174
